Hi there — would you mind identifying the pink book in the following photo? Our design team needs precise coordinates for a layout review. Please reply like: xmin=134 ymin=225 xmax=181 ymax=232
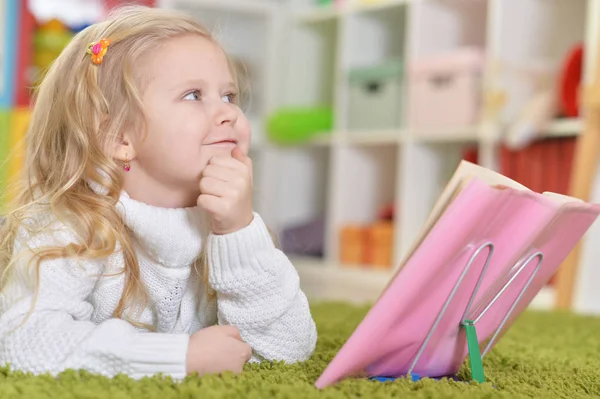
xmin=315 ymin=161 xmax=600 ymax=389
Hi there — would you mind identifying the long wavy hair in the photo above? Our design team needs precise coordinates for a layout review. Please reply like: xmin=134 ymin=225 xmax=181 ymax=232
xmin=0 ymin=5 xmax=238 ymax=327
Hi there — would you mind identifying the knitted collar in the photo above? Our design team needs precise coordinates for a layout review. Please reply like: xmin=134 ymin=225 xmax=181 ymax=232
xmin=116 ymin=191 xmax=207 ymax=268
xmin=87 ymin=176 xmax=207 ymax=267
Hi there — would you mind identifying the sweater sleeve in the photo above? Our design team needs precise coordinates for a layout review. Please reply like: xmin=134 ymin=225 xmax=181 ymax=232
xmin=206 ymin=213 xmax=317 ymax=363
xmin=0 ymin=222 xmax=190 ymax=379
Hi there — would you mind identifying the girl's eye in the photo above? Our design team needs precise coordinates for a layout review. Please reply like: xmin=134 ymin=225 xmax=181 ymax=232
xmin=183 ymin=90 xmax=201 ymax=101
xmin=223 ymin=92 xmax=237 ymax=104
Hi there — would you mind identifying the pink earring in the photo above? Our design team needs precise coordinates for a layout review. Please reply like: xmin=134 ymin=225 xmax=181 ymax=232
xmin=123 ymin=155 xmax=131 ymax=172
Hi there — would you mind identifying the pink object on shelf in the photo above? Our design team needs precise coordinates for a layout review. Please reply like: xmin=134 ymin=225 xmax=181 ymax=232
xmin=315 ymin=177 xmax=600 ymax=389
xmin=407 ymin=47 xmax=486 ymax=131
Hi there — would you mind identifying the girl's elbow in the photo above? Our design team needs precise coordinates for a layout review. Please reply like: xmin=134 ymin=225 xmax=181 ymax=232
xmin=282 ymin=320 xmax=318 ymax=363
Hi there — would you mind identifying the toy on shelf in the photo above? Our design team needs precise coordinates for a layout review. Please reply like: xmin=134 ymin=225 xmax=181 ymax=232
xmin=363 ymin=221 xmax=394 ymax=268
xmin=266 ymin=107 xmax=333 ymax=145
xmin=339 ymin=202 xmax=395 ymax=269
xmin=280 ymin=218 xmax=325 ymax=258
xmin=559 ymin=43 xmax=584 ymax=118
xmin=339 ymin=225 xmax=365 ymax=265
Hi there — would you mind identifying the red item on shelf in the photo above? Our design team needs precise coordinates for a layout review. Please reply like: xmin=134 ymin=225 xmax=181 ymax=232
xmin=378 ymin=203 xmax=395 ymax=220
xmin=559 ymin=43 xmax=583 ymax=117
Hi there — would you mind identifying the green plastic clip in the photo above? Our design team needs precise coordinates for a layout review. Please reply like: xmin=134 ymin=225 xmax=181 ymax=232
xmin=462 ymin=320 xmax=485 ymax=383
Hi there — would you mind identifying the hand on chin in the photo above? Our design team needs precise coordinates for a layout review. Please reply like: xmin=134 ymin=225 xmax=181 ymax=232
xmin=197 ymin=146 xmax=253 ymax=235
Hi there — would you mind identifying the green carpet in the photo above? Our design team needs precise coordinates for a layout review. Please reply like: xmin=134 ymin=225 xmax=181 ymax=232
xmin=2 ymin=302 xmax=600 ymax=398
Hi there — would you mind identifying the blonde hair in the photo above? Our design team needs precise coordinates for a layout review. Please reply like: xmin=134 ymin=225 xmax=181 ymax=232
xmin=0 ymin=5 xmax=237 ymax=327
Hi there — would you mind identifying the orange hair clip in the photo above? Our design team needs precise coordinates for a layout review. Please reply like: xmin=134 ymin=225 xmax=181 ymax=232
xmin=86 ymin=39 xmax=111 ymax=65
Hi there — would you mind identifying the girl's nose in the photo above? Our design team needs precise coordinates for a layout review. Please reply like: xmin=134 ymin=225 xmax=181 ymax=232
xmin=213 ymin=101 xmax=238 ymax=126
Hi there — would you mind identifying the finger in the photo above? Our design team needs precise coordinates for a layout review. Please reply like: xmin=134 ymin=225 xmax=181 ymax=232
xmin=209 ymin=155 xmax=246 ymax=171
xmin=201 ymin=164 xmax=240 ymax=183
xmin=210 ymin=153 xmax=252 ymax=178
xmin=231 ymin=147 xmax=253 ymax=179
xmin=219 ymin=325 xmax=243 ymax=340
xmin=197 ymin=193 xmax=222 ymax=214
xmin=233 ymin=340 xmax=253 ymax=362
xmin=241 ymin=342 xmax=252 ymax=362
xmin=199 ymin=176 xmax=231 ymax=197
xmin=231 ymin=146 xmax=251 ymax=168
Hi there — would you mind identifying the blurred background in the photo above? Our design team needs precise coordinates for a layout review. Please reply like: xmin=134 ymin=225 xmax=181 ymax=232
xmin=1 ymin=0 xmax=599 ymax=314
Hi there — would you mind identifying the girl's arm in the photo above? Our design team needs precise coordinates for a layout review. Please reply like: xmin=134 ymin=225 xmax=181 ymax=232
xmin=0 ymin=223 xmax=189 ymax=379
xmin=207 ymin=213 xmax=318 ymax=363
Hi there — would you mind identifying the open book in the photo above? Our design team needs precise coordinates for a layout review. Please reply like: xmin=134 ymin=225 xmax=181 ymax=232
xmin=316 ymin=161 xmax=600 ymax=389
xmin=394 ymin=160 xmax=583 ymax=287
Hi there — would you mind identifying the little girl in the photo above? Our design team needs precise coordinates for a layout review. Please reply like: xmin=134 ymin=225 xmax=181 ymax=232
xmin=0 ymin=5 xmax=317 ymax=380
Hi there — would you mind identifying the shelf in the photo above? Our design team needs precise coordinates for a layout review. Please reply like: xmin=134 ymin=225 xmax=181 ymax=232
xmin=544 ymin=118 xmax=583 ymax=138
xmin=350 ymin=0 xmax=411 ymax=14
xmin=161 ymin=0 xmax=278 ymax=15
xmin=307 ymin=133 xmax=335 ymax=146
xmin=207 ymin=0 xmax=600 ymax=315
xmin=344 ymin=129 xmax=403 ymax=144
xmin=295 ymin=0 xmax=410 ymax=23
xmin=406 ymin=125 xmax=481 ymax=143
xmin=293 ymin=256 xmax=395 ymax=304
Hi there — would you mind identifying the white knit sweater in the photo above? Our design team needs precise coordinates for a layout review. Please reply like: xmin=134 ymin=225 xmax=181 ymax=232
xmin=0 ymin=190 xmax=317 ymax=379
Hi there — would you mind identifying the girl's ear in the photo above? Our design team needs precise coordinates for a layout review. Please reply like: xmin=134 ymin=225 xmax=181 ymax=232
xmin=112 ymin=131 xmax=137 ymax=162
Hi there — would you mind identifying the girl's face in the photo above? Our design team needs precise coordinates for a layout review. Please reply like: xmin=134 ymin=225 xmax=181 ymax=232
xmin=120 ymin=34 xmax=251 ymax=208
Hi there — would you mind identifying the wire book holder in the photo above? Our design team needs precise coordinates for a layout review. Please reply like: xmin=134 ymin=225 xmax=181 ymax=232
xmin=372 ymin=241 xmax=544 ymax=384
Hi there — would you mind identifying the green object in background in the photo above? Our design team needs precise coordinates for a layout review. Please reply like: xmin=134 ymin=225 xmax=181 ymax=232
xmin=1 ymin=303 xmax=600 ymax=398
xmin=266 ymin=107 xmax=333 ymax=145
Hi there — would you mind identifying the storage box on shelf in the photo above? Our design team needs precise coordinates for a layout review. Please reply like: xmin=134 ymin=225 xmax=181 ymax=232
xmin=347 ymin=60 xmax=403 ymax=132
xmin=407 ymin=47 xmax=485 ymax=134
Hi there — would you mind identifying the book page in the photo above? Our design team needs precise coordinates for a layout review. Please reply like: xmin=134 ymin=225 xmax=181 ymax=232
xmin=399 ymin=161 xmax=528 ymax=268
xmin=542 ymin=191 xmax=584 ymax=204
xmin=425 ymin=161 xmax=529 ymax=230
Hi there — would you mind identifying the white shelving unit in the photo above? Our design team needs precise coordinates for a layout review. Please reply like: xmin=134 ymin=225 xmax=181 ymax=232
xmin=159 ymin=0 xmax=600 ymax=314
